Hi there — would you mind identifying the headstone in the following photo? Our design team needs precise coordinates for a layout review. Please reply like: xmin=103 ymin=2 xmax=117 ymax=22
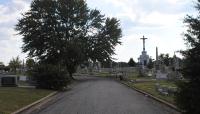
xmin=156 ymin=70 xmax=168 ymax=79
xmin=0 ymin=75 xmax=17 ymax=87
xmin=19 ymin=76 xmax=27 ymax=81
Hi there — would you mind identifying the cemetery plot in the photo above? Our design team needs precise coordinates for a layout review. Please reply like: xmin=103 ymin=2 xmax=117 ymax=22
xmin=123 ymin=80 xmax=176 ymax=105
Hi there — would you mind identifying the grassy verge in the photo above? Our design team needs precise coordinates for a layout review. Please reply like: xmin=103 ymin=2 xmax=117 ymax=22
xmin=94 ymin=72 xmax=111 ymax=77
xmin=123 ymin=80 xmax=176 ymax=105
xmin=0 ymin=87 xmax=54 ymax=114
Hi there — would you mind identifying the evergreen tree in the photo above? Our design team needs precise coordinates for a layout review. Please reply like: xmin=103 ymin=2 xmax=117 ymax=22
xmin=128 ymin=58 xmax=136 ymax=67
xmin=0 ymin=62 xmax=5 ymax=71
xmin=176 ymin=1 xmax=200 ymax=113
xmin=147 ymin=58 xmax=153 ymax=69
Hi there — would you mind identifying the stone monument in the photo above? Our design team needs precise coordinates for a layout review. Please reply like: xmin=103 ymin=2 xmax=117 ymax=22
xmin=138 ymin=36 xmax=150 ymax=67
xmin=0 ymin=74 xmax=18 ymax=87
xmin=155 ymin=47 xmax=160 ymax=70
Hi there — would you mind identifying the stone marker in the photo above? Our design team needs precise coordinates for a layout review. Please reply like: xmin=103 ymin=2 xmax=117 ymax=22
xmin=0 ymin=75 xmax=18 ymax=87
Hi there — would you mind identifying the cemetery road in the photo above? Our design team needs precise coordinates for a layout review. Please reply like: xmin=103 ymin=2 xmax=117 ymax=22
xmin=30 ymin=76 xmax=179 ymax=114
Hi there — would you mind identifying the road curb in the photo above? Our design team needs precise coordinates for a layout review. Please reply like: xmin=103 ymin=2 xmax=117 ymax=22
xmin=11 ymin=91 xmax=58 ymax=114
xmin=121 ymin=81 xmax=181 ymax=112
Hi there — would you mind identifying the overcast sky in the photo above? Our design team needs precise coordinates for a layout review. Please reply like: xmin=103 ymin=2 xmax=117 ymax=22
xmin=0 ymin=0 xmax=196 ymax=65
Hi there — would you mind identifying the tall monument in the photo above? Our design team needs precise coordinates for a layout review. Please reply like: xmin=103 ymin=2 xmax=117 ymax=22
xmin=138 ymin=36 xmax=150 ymax=66
xmin=155 ymin=46 xmax=159 ymax=70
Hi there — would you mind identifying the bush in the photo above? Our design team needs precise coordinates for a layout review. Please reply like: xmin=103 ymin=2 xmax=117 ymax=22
xmin=32 ymin=64 xmax=70 ymax=90
xmin=176 ymin=81 xmax=200 ymax=114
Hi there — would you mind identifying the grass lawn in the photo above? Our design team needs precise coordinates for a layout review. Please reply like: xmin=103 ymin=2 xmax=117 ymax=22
xmin=123 ymin=80 xmax=176 ymax=105
xmin=126 ymin=71 xmax=155 ymax=80
xmin=18 ymin=81 xmax=31 ymax=86
xmin=124 ymin=71 xmax=177 ymax=104
xmin=96 ymin=72 xmax=111 ymax=77
xmin=0 ymin=87 xmax=54 ymax=114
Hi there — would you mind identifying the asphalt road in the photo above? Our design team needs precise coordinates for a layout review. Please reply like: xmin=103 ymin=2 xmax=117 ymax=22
xmin=27 ymin=76 xmax=179 ymax=114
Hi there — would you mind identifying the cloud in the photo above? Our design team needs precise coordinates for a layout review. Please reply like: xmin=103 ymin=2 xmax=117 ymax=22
xmin=87 ymin=0 xmax=194 ymax=62
xmin=0 ymin=0 xmax=31 ymax=65
xmin=139 ymin=11 xmax=184 ymax=27
xmin=0 ymin=0 xmax=196 ymax=64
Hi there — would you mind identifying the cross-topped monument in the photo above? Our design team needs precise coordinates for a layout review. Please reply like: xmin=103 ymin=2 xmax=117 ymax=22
xmin=140 ymin=36 xmax=148 ymax=51
xmin=138 ymin=35 xmax=150 ymax=67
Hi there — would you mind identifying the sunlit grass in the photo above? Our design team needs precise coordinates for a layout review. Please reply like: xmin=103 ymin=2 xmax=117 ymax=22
xmin=0 ymin=87 xmax=54 ymax=114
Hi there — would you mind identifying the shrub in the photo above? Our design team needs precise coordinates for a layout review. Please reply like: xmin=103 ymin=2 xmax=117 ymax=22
xmin=32 ymin=64 xmax=70 ymax=90
xmin=176 ymin=81 xmax=200 ymax=114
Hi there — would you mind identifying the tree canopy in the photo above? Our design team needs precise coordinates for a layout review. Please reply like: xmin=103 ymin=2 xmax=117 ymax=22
xmin=16 ymin=0 xmax=122 ymax=78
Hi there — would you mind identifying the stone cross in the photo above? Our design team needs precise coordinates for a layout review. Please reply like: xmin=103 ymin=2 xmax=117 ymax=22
xmin=140 ymin=36 xmax=148 ymax=51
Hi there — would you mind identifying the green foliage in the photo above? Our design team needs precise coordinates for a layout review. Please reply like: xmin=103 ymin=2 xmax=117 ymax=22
xmin=117 ymin=62 xmax=129 ymax=67
xmin=147 ymin=58 xmax=154 ymax=69
xmin=8 ymin=56 xmax=22 ymax=73
xmin=32 ymin=64 xmax=70 ymax=90
xmin=3 ymin=66 xmax=10 ymax=72
xmin=16 ymin=0 xmax=122 ymax=78
xmin=176 ymin=81 xmax=200 ymax=114
xmin=176 ymin=1 xmax=200 ymax=114
xmin=0 ymin=62 xmax=5 ymax=70
xmin=159 ymin=53 xmax=172 ymax=66
xmin=128 ymin=58 xmax=136 ymax=67
xmin=26 ymin=58 xmax=35 ymax=70
xmin=26 ymin=58 xmax=36 ymax=76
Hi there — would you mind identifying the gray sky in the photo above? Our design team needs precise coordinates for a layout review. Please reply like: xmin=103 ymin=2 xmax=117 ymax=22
xmin=0 ymin=0 xmax=196 ymax=65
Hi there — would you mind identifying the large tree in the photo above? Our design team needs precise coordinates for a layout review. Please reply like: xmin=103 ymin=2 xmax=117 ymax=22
xmin=16 ymin=0 xmax=122 ymax=79
xmin=176 ymin=1 xmax=200 ymax=114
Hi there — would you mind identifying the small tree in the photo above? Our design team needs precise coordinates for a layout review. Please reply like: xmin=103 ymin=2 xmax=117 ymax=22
xmin=26 ymin=58 xmax=36 ymax=76
xmin=32 ymin=64 xmax=70 ymax=90
xmin=147 ymin=58 xmax=154 ymax=69
xmin=0 ymin=62 xmax=5 ymax=71
xmin=159 ymin=53 xmax=172 ymax=66
xmin=9 ymin=56 xmax=22 ymax=74
xmin=128 ymin=58 xmax=136 ymax=67
xmin=26 ymin=58 xmax=35 ymax=70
